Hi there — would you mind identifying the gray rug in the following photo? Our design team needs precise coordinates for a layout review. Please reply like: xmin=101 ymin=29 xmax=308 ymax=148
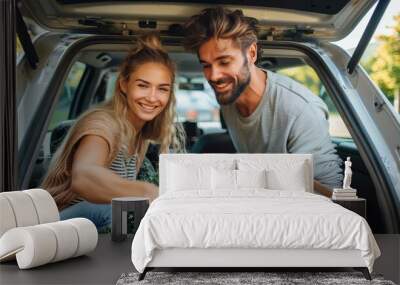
xmin=117 ymin=271 xmax=396 ymax=285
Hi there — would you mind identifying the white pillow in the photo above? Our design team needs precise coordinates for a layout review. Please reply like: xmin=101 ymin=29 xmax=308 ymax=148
xmin=236 ymin=169 xmax=267 ymax=189
xmin=211 ymin=168 xmax=236 ymax=190
xmin=266 ymin=163 xmax=307 ymax=191
xmin=167 ymin=162 xmax=211 ymax=191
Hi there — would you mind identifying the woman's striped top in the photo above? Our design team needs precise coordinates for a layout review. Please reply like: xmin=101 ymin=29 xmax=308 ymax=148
xmin=70 ymin=149 xmax=137 ymax=205
xmin=108 ymin=150 xmax=137 ymax=181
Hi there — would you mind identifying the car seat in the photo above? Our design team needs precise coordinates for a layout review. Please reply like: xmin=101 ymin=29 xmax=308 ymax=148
xmin=50 ymin=120 xmax=75 ymax=155
xmin=182 ymin=121 xmax=203 ymax=149
xmin=191 ymin=112 xmax=236 ymax=153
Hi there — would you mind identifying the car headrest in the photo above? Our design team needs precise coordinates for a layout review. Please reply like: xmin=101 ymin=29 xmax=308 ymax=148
xmin=50 ymin=120 xmax=75 ymax=155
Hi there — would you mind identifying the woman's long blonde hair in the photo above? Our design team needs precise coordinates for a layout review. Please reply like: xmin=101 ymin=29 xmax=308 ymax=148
xmin=42 ymin=33 xmax=185 ymax=206
xmin=105 ymin=32 xmax=185 ymax=163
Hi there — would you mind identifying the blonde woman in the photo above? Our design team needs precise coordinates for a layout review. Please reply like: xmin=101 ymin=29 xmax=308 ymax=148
xmin=42 ymin=33 xmax=184 ymax=230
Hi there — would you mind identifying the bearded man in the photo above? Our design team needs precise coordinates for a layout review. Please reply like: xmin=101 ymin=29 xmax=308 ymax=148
xmin=184 ymin=7 xmax=343 ymax=196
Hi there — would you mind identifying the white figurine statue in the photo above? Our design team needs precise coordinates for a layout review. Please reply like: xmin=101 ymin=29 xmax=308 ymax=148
xmin=342 ymin=157 xmax=353 ymax=189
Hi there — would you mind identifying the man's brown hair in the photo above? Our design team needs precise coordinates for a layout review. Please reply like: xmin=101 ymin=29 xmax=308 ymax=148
xmin=183 ymin=7 xmax=261 ymax=60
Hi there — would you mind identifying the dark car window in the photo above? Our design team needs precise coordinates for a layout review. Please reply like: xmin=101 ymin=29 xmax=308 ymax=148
xmin=29 ymin=61 xmax=86 ymax=187
xmin=47 ymin=61 xmax=87 ymax=131
xmin=104 ymin=71 xmax=118 ymax=101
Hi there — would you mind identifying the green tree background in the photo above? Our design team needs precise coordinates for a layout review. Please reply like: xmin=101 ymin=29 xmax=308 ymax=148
xmin=362 ymin=14 xmax=400 ymax=112
xmin=279 ymin=13 xmax=400 ymax=113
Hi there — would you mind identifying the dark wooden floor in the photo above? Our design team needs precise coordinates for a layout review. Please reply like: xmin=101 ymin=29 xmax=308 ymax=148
xmin=0 ymin=234 xmax=398 ymax=285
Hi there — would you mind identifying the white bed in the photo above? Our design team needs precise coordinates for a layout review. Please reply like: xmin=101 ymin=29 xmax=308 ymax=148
xmin=131 ymin=154 xmax=380 ymax=280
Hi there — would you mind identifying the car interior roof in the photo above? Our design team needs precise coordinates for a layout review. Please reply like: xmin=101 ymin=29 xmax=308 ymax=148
xmin=77 ymin=50 xmax=306 ymax=74
xmin=57 ymin=0 xmax=351 ymax=15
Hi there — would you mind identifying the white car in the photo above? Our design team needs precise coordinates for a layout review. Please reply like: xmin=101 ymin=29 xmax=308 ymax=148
xmin=2 ymin=0 xmax=399 ymax=235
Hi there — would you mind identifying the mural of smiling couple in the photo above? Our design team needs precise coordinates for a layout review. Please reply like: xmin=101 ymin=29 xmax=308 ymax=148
xmin=42 ymin=7 xmax=343 ymax=231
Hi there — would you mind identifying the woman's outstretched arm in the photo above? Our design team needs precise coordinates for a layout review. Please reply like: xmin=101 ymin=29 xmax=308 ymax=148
xmin=70 ymin=135 xmax=158 ymax=203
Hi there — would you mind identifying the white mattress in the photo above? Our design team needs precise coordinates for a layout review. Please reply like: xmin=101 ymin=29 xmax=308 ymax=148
xmin=131 ymin=190 xmax=380 ymax=273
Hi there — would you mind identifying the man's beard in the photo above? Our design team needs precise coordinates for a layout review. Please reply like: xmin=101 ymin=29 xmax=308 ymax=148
xmin=210 ymin=61 xmax=251 ymax=105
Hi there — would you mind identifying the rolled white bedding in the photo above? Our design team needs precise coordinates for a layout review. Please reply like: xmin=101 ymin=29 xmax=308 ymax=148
xmin=0 ymin=218 xmax=98 ymax=269
xmin=0 ymin=189 xmax=97 ymax=269
xmin=0 ymin=189 xmax=59 ymax=237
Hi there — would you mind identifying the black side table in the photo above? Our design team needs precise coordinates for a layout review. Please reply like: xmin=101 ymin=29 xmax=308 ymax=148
xmin=111 ymin=197 xmax=149 ymax=241
xmin=332 ymin=198 xmax=366 ymax=219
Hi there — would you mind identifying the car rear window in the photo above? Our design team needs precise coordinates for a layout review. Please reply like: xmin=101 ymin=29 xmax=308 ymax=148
xmin=48 ymin=61 xmax=87 ymax=131
xmin=278 ymin=65 xmax=351 ymax=139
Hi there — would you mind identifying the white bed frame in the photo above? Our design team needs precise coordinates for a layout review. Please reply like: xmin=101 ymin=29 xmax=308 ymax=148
xmin=148 ymin=248 xmax=365 ymax=268
xmin=141 ymin=248 xmax=370 ymax=280
xmin=139 ymin=154 xmax=371 ymax=280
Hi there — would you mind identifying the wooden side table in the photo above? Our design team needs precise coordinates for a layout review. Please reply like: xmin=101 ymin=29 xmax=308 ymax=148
xmin=332 ymin=198 xmax=366 ymax=219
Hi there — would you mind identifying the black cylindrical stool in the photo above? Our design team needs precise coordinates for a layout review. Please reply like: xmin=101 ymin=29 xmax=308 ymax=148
xmin=111 ymin=197 xmax=149 ymax=242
